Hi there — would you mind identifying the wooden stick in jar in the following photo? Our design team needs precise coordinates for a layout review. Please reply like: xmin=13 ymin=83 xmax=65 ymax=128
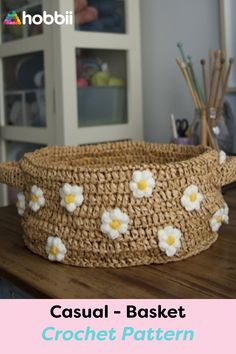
xmin=179 ymin=59 xmax=203 ymax=109
xmin=200 ymin=109 xmax=208 ymax=145
xmin=200 ymin=59 xmax=208 ymax=105
xmin=176 ymin=58 xmax=201 ymax=109
xmin=213 ymin=58 xmax=225 ymax=107
xmin=221 ymin=53 xmax=226 ymax=93
xmin=206 ymin=121 xmax=219 ymax=150
xmin=187 ymin=55 xmax=204 ymax=104
xmin=209 ymin=51 xmax=220 ymax=107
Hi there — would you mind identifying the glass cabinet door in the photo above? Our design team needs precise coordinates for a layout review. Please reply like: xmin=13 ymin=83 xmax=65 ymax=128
xmin=3 ymin=51 xmax=46 ymax=127
xmin=74 ymin=0 xmax=126 ymax=33
xmin=76 ymin=48 xmax=128 ymax=127
xmin=1 ymin=0 xmax=43 ymax=42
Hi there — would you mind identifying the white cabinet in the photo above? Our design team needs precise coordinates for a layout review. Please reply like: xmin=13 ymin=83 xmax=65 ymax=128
xmin=0 ymin=0 xmax=143 ymax=205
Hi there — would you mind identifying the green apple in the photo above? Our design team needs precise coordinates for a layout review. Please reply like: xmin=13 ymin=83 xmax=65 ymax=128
xmin=90 ymin=71 xmax=110 ymax=86
xmin=108 ymin=76 xmax=125 ymax=87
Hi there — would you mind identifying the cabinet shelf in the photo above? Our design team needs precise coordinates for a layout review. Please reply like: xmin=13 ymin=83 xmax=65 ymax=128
xmin=0 ymin=35 xmax=45 ymax=57
xmin=1 ymin=126 xmax=50 ymax=145
xmin=72 ymin=31 xmax=131 ymax=49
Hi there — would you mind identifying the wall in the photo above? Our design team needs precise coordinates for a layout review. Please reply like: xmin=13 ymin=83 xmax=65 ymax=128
xmin=140 ymin=0 xmax=227 ymax=143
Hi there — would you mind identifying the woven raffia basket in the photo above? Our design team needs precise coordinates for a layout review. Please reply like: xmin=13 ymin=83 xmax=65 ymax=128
xmin=0 ymin=141 xmax=235 ymax=268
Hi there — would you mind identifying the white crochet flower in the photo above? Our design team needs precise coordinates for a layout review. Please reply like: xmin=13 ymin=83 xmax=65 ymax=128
xmin=16 ymin=192 xmax=25 ymax=216
xmin=210 ymin=205 xmax=229 ymax=232
xmin=219 ymin=150 xmax=227 ymax=165
xmin=158 ymin=225 xmax=182 ymax=257
xmin=129 ymin=170 xmax=155 ymax=198
xmin=29 ymin=185 xmax=45 ymax=212
xmin=101 ymin=208 xmax=129 ymax=240
xmin=46 ymin=236 xmax=67 ymax=262
xmin=212 ymin=126 xmax=220 ymax=136
xmin=224 ymin=202 xmax=229 ymax=217
xmin=60 ymin=183 xmax=84 ymax=213
xmin=181 ymin=185 xmax=204 ymax=212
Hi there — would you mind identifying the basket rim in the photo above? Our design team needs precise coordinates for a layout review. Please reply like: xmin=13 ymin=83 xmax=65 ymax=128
xmin=20 ymin=141 xmax=216 ymax=174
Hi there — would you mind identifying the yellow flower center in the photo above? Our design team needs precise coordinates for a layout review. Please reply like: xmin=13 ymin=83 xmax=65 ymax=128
xmin=137 ymin=180 xmax=148 ymax=191
xmin=189 ymin=192 xmax=197 ymax=202
xmin=166 ymin=235 xmax=176 ymax=246
xmin=216 ymin=215 xmax=224 ymax=224
xmin=110 ymin=219 xmax=121 ymax=230
xmin=16 ymin=201 xmax=19 ymax=208
xmin=64 ymin=194 xmax=75 ymax=204
xmin=50 ymin=246 xmax=58 ymax=256
xmin=31 ymin=194 xmax=38 ymax=203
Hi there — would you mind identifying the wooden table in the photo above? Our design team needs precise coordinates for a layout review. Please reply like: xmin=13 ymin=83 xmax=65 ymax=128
xmin=0 ymin=189 xmax=235 ymax=299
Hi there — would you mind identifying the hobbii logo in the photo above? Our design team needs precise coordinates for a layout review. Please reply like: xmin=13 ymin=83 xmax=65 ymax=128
xmin=22 ymin=11 xmax=73 ymax=25
xmin=3 ymin=11 xmax=73 ymax=26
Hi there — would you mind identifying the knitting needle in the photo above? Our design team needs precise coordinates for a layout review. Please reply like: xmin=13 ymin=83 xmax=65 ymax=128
xmin=200 ymin=59 xmax=208 ymax=106
xmin=187 ymin=55 xmax=205 ymax=104
xmin=210 ymin=51 xmax=219 ymax=90
xmin=176 ymin=58 xmax=200 ymax=109
xmin=177 ymin=43 xmax=204 ymax=107
xmin=209 ymin=51 xmax=222 ymax=127
xmin=209 ymin=51 xmax=220 ymax=108
xmin=213 ymin=58 xmax=225 ymax=107
xmin=180 ymin=59 xmax=203 ymax=109
xmin=200 ymin=109 xmax=208 ymax=145
xmin=177 ymin=42 xmax=188 ymax=63
xmin=206 ymin=121 xmax=219 ymax=150
xmin=220 ymin=52 xmax=226 ymax=93
xmin=177 ymin=43 xmax=195 ymax=89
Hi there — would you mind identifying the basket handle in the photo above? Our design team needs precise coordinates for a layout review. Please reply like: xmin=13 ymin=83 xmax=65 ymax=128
xmin=0 ymin=161 xmax=25 ymax=189
xmin=214 ymin=156 xmax=236 ymax=188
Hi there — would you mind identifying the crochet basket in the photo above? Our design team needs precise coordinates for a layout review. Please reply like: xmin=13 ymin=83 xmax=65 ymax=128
xmin=0 ymin=141 xmax=235 ymax=268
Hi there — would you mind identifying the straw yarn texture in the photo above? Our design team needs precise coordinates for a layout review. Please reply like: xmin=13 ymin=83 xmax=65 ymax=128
xmin=0 ymin=141 xmax=235 ymax=268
